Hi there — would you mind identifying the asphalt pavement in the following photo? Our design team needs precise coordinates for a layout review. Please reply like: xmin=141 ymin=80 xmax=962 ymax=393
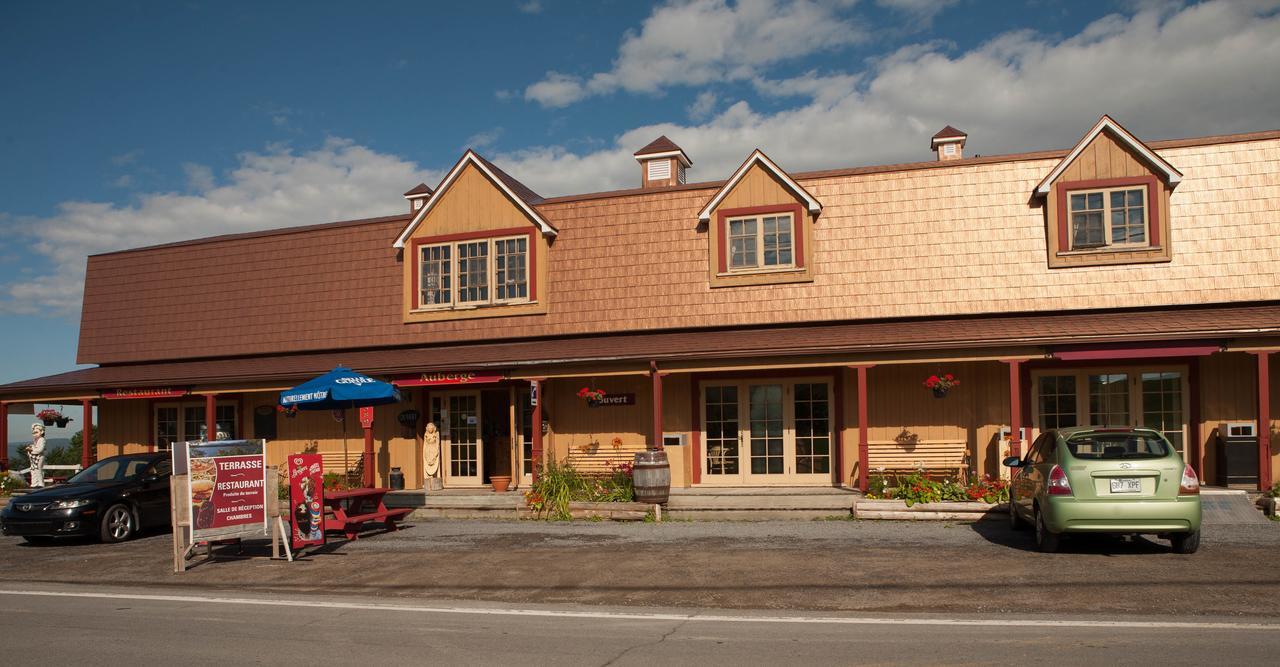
xmin=2 ymin=585 xmax=1278 ymax=666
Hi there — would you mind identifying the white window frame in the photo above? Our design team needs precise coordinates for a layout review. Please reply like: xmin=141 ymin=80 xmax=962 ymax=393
xmin=724 ymin=212 xmax=796 ymax=274
xmin=416 ymin=235 xmax=532 ymax=311
xmin=154 ymin=401 xmax=238 ymax=451
xmin=1067 ymin=185 xmax=1149 ymax=251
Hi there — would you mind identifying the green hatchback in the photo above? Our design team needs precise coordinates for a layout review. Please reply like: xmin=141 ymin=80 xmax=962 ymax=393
xmin=1004 ymin=426 xmax=1202 ymax=554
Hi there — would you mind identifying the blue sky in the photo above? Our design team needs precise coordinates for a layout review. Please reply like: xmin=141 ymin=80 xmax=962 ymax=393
xmin=3 ymin=0 xmax=1279 ymax=443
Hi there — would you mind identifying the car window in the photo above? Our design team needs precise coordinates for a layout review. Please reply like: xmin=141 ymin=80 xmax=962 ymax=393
xmin=1066 ymin=433 xmax=1170 ymax=460
xmin=1025 ymin=433 xmax=1050 ymax=464
xmin=69 ymin=459 xmax=123 ymax=482
xmin=150 ymin=459 xmax=173 ymax=477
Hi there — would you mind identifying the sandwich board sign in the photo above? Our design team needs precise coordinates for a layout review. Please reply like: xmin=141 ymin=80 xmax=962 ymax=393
xmin=174 ymin=439 xmax=269 ymax=542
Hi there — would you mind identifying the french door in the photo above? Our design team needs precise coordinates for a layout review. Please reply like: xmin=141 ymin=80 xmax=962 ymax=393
xmin=702 ymin=379 xmax=832 ymax=485
xmin=1032 ymin=366 xmax=1188 ymax=454
xmin=430 ymin=392 xmax=484 ymax=487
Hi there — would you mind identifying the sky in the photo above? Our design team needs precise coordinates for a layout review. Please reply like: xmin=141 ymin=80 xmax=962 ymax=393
xmin=2 ymin=0 xmax=1279 ymax=443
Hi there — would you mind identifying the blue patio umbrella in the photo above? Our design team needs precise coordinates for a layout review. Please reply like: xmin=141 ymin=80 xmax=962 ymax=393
xmin=279 ymin=366 xmax=401 ymax=410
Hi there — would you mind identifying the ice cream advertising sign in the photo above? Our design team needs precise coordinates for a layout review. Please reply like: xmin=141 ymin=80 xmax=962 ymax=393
xmin=186 ymin=440 xmax=268 ymax=541
xmin=288 ymin=453 xmax=326 ymax=550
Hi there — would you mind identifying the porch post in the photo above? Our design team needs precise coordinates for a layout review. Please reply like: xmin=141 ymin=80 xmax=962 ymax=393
xmin=854 ymin=365 xmax=871 ymax=493
xmin=531 ymin=379 xmax=543 ymax=482
xmin=81 ymin=398 xmax=94 ymax=470
xmin=1256 ymin=352 xmax=1273 ymax=491
xmin=361 ymin=407 xmax=375 ymax=488
xmin=204 ymin=393 xmax=216 ymax=442
xmin=650 ymin=361 xmax=663 ymax=450
xmin=0 ymin=402 xmax=8 ymax=470
xmin=1006 ymin=360 xmax=1023 ymax=459
xmin=833 ymin=370 xmax=844 ymax=487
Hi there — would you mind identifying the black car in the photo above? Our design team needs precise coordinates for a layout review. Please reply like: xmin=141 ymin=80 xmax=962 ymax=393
xmin=1 ymin=453 xmax=172 ymax=544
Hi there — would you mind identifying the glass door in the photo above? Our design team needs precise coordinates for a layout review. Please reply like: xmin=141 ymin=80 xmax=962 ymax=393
xmin=1032 ymin=367 xmax=1188 ymax=455
xmin=747 ymin=384 xmax=785 ymax=477
xmin=704 ymin=385 xmax=741 ymax=478
xmin=517 ymin=388 xmax=534 ymax=485
xmin=1141 ymin=371 xmax=1185 ymax=454
xmin=444 ymin=393 xmax=483 ymax=487
xmin=701 ymin=379 xmax=832 ymax=485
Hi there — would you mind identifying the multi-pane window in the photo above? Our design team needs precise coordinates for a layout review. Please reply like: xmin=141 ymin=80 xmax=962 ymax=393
xmin=1088 ymin=373 xmax=1130 ymax=426
xmin=1069 ymin=187 xmax=1146 ymax=249
xmin=418 ymin=235 xmax=530 ymax=309
xmin=1141 ymin=372 xmax=1184 ymax=454
xmin=419 ymin=244 xmax=451 ymax=307
xmin=161 ymin=403 xmax=237 ymax=448
xmin=727 ymin=214 xmax=793 ymax=271
xmin=793 ymin=383 xmax=830 ymax=474
xmin=704 ymin=385 xmax=740 ymax=475
xmin=156 ymin=407 xmax=179 ymax=450
xmin=1037 ymin=375 xmax=1078 ymax=431
xmin=495 ymin=237 xmax=528 ymax=302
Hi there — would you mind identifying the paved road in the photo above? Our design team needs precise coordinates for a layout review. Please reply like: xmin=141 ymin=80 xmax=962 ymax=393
xmin=1 ymin=585 xmax=1278 ymax=666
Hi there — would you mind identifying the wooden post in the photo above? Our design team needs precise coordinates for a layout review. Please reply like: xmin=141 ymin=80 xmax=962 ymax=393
xmin=1257 ymin=352 xmax=1273 ymax=491
xmin=651 ymin=361 xmax=663 ymax=451
xmin=531 ymin=379 xmax=543 ymax=482
xmin=361 ymin=407 xmax=375 ymax=488
xmin=854 ymin=365 xmax=871 ymax=493
xmin=833 ymin=370 xmax=844 ymax=487
xmin=1006 ymin=360 xmax=1023 ymax=459
xmin=204 ymin=393 xmax=216 ymax=441
xmin=0 ymin=402 xmax=8 ymax=470
xmin=508 ymin=385 xmax=518 ymax=482
xmin=1189 ymin=359 xmax=1202 ymax=480
xmin=81 ymin=398 xmax=94 ymax=470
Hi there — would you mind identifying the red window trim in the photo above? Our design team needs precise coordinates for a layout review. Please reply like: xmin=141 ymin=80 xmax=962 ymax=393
xmin=409 ymin=226 xmax=538 ymax=309
xmin=1055 ymin=175 xmax=1161 ymax=253
xmin=716 ymin=203 xmax=806 ymax=274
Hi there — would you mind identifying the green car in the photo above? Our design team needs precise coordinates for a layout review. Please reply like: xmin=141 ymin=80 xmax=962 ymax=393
xmin=1004 ymin=426 xmax=1202 ymax=554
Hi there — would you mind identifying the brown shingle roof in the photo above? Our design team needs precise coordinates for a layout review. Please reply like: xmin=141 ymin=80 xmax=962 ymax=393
xmin=10 ymin=302 xmax=1280 ymax=399
xmin=403 ymin=183 xmax=433 ymax=197
xmin=472 ymin=152 xmax=543 ymax=205
xmin=634 ymin=135 xmax=685 ymax=157
xmin=932 ymin=125 xmax=967 ymax=140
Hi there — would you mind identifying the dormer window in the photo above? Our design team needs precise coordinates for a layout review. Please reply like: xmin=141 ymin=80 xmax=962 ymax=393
xmin=417 ymin=234 xmax=529 ymax=310
xmin=728 ymin=213 xmax=793 ymax=270
xmin=1069 ymin=186 xmax=1147 ymax=249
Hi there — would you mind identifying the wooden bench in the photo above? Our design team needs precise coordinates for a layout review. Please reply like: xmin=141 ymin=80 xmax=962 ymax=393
xmin=867 ymin=440 xmax=969 ymax=480
xmin=564 ymin=445 xmax=638 ymax=476
xmin=318 ymin=452 xmax=364 ymax=487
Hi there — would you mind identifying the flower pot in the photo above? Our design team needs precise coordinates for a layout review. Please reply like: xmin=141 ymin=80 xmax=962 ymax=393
xmin=40 ymin=418 xmax=56 ymax=427
xmin=55 ymin=418 xmax=70 ymax=428
xmin=490 ymin=475 xmax=512 ymax=493
xmin=931 ymin=387 xmax=949 ymax=398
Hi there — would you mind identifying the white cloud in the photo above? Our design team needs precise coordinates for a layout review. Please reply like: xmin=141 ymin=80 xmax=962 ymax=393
xmin=182 ymin=163 xmax=215 ymax=191
xmin=110 ymin=149 xmax=142 ymax=166
xmin=524 ymin=0 xmax=865 ymax=107
xmin=464 ymin=127 xmax=505 ymax=149
xmin=110 ymin=174 xmax=133 ymax=188
xmin=518 ymin=0 xmax=543 ymax=14
xmin=687 ymin=90 xmax=719 ymax=120
xmin=876 ymin=0 xmax=959 ymax=23
xmin=1 ymin=138 xmax=435 ymax=317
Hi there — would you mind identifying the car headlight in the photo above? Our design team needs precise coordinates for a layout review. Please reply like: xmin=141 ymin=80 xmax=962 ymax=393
xmin=51 ymin=499 xmax=94 ymax=509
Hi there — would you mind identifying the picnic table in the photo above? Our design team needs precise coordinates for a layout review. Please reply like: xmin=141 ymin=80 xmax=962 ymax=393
xmin=323 ymin=487 xmax=412 ymax=540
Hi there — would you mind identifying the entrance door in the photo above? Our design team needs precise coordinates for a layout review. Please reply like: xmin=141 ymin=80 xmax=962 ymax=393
xmin=1141 ymin=371 xmax=1185 ymax=455
xmin=442 ymin=392 xmax=483 ymax=487
xmin=701 ymin=379 xmax=832 ymax=485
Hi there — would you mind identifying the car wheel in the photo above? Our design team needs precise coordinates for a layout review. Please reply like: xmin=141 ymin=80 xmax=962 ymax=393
xmin=1034 ymin=507 xmax=1061 ymax=553
xmin=22 ymin=535 xmax=55 ymax=545
xmin=100 ymin=504 xmax=135 ymax=543
xmin=1009 ymin=502 xmax=1028 ymax=531
xmin=1171 ymin=530 xmax=1200 ymax=554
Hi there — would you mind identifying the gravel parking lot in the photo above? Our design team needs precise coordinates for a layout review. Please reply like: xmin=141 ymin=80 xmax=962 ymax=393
xmin=3 ymin=519 xmax=1279 ymax=617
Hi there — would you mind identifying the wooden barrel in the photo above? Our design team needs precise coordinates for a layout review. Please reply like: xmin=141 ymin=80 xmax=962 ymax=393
xmin=632 ymin=449 xmax=671 ymax=505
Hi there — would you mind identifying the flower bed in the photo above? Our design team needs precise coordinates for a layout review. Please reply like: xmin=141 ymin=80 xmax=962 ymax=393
xmin=854 ymin=498 xmax=1009 ymax=521
xmin=525 ymin=459 xmax=637 ymax=520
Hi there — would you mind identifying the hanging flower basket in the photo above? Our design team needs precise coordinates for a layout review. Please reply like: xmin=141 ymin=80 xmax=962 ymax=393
xmin=577 ymin=386 xmax=606 ymax=405
xmin=55 ymin=417 xmax=71 ymax=428
xmin=923 ymin=373 xmax=959 ymax=398
xmin=277 ymin=405 xmax=298 ymax=418
xmin=36 ymin=408 xmax=63 ymax=427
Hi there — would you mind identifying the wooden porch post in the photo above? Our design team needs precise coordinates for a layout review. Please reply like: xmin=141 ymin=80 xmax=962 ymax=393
xmin=854 ymin=365 xmax=871 ymax=493
xmin=1256 ymin=352 xmax=1273 ymax=491
xmin=531 ymin=379 xmax=543 ymax=482
xmin=360 ymin=407 xmax=375 ymax=488
xmin=833 ymin=370 xmax=844 ymax=487
xmin=650 ymin=361 xmax=663 ymax=451
xmin=81 ymin=399 xmax=94 ymax=470
xmin=204 ymin=393 xmax=216 ymax=442
xmin=0 ymin=402 xmax=8 ymax=470
xmin=1006 ymin=360 xmax=1023 ymax=459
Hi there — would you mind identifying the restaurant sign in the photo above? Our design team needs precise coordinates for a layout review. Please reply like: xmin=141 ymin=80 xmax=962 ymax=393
xmin=180 ymin=439 xmax=268 ymax=542
xmin=101 ymin=387 xmax=189 ymax=400
xmin=287 ymin=453 xmax=325 ymax=551
xmin=392 ymin=371 xmax=507 ymax=387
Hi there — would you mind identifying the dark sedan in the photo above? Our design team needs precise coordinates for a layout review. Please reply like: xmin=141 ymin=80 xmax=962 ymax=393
xmin=1 ymin=453 xmax=172 ymax=544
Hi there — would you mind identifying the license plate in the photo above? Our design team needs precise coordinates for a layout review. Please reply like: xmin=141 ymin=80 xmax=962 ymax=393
xmin=1110 ymin=478 xmax=1141 ymax=493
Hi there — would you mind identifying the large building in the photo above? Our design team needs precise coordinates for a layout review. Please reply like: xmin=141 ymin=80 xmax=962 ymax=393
xmin=2 ymin=116 xmax=1278 ymax=492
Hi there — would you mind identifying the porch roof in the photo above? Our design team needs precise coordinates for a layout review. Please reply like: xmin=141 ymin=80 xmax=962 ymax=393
xmin=3 ymin=301 xmax=1278 ymax=401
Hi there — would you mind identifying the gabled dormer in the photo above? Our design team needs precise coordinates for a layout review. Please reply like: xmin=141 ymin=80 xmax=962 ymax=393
xmin=1035 ymin=115 xmax=1182 ymax=268
xmin=697 ymin=149 xmax=822 ymax=288
xmin=395 ymin=151 xmax=556 ymax=323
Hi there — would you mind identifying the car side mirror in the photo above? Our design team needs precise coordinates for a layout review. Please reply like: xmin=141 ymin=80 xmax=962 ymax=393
xmin=1002 ymin=456 xmax=1023 ymax=468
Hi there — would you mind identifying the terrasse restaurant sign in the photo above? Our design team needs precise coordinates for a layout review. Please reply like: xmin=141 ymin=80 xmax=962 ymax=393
xmin=101 ymin=387 xmax=189 ymax=400
xmin=392 ymin=371 xmax=507 ymax=387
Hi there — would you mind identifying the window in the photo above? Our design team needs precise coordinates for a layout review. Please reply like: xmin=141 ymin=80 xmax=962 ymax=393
xmin=1069 ymin=187 xmax=1146 ymax=249
xmin=156 ymin=403 xmax=238 ymax=450
xmin=1066 ymin=432 xmax=1169 ymax=460
xmin=1088 ymin=373 xmax=1130 ymax=426
xmin=726 ymin=214 xmax=793 ymax=271
xmin=1037 ymin=375 xmax=1078 ymax=431
xmin=416 ymin=235 xmax=531 ymax=310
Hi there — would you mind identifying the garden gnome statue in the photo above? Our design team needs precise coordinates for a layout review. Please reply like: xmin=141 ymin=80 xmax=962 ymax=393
xmin=26 ymin=423 xmax=47 ymax=488
xmin=423 ymin=422 xmax=443 ymax=490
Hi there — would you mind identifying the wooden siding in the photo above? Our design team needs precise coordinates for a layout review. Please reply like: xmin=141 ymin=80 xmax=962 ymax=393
xmin=1198 ymin=352 xmax=1280 ymax=485
xmin=76 ymin=137 xmax=1280 ymax=365
xmin=95 ymin=400 xmax=151 ymax=458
